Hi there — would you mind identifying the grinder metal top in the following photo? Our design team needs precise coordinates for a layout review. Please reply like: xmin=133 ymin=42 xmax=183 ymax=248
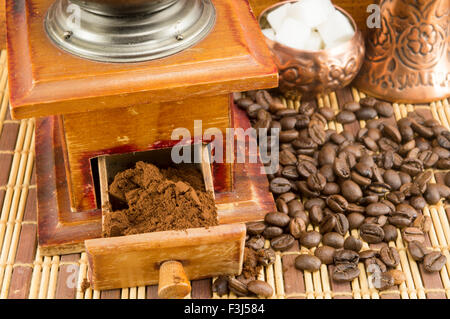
xmin=45 ymin=0 xmax=216 ymax=63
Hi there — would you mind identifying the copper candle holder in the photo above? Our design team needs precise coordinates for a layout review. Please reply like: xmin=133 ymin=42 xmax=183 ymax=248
xmin=354 ymin=0 xmax=449 ymax=103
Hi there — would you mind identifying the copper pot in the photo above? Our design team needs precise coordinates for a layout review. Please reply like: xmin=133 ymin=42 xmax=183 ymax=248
xmin=259 ymin=1 xmax=365 ymax=99
xmin=354 ymin=0 xmax=449 ymax=103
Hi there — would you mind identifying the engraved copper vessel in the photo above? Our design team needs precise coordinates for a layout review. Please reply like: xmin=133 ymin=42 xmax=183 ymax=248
xmin=354 ymin=0 xmax=449 ymax=103
xmin=259 ymin=1 xmax=365 ymax=99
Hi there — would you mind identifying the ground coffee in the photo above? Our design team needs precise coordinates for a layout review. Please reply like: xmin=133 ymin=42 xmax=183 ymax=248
xmin=103 ymin=161 xmax=218 ymax=237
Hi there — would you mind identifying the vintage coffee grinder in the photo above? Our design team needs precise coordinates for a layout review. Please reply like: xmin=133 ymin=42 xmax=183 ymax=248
xmin=6 ymin=0 xmax=278 ymax=256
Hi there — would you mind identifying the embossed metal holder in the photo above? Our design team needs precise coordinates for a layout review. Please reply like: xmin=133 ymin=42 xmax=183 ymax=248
xmin=45 ymin=0 xmax=216 ymax=62
xmin=354 ymin=0 xmax=449 ymax=103
xmin=259 ymin=1 xmax=365 ymax=99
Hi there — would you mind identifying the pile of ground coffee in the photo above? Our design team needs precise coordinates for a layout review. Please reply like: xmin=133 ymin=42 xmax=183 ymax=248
xmin=103 ymin=161 xmax=218 ymax=237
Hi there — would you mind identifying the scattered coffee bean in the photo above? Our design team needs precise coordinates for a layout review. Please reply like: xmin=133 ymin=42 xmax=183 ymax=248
xmin=299 ymin=231 xmax=322 ymax=248
xmin=407 ymin=241 xmax=431 ymax=262
xmin=423 ymin=251 xmax=447 ymax=272
xmin=344 ymin=236 xmax=363 ymax=252
xmin=247 ymin=280 xmax=273 ymax=298
xmin=314 ymin=246 xmax=336 ymax=265
xmin=295 ymin=254 xmax=322 ymax=272
xmin=322 ymin=232 xmax=344 ymax=249
xmin=379 ymin=246 xmax=400 ymax=267
xmin=332 ymin=263 xmax=360 ymax=282
xmin=401 ymin=227 xmax=425 ymax=243
xmin=271 ymin=234 xmax=295 ymax=251
xmin=360 ymin=223 xmax=385 ymax=244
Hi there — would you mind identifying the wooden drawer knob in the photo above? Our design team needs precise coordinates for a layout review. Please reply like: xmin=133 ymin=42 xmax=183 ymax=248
xmin=158 ymin=261 xmax=191 ymax=299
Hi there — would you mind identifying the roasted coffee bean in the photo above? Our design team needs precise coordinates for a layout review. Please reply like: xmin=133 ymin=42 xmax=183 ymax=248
xmin=346 ymin=204 xmax=364 ymax=214
xmin=280 ymin=116 xmax=297 ymax=130
xmin=334 ymin=249 xmax=360 ymax=264
xmin=399 ymin=123 xmax=415 ymax=142
xmin=327 ymin=195 xmax=348 ymax=213
xmin=359 ymin=250 xmax=378 ymax=260
xmin=297 ymin=161 xmax=317 ymax=178
xmin=279 ymin=149 xmax=297 ymax=166
xmin=269 ymin=177 xmax=291 ymax=194
xmin=412 ymin=215 xmax=432 ymax=233
xmin=375 ymin=101 xmax=394 ymax=117
xmin=265 ymin=212 xmax=290 ymax=227
xmin=246 ymin=222 xmax=266 ymax=235
xmin=257 ymin=248 xmax=276 ymax=266
xmin=237 ymin=97 xmax=254 ymax=109
xmin=344 ymin=236 xmax=363 ymax=252
xmin=408 ymin=240 xmax=430 ymax=262
xmin=307 ymin=172 xmax=327 ymax=191
xmin=366 ymin=202 xmax=391 ymax=217
xmin=246 ymin=235 xmax=265 ymax=250
xmin=387 ymin=269 xmax=406 ymax=285
xmin=270 ymin=234 xmax=295 ymax=251
xmin=295 ymin=115 xmax=310 ymax=129
xmin=322 ymin=232 xmax=344 ymax=249
xmin=399 ymin=182 xmax=421 ymax=197
xmin=280 ymin=130 xmax=299 ymax=143
xmin=364 ymin=215 xmax=388 ymax=227
xmin=334 ymin=213 xmax=349 ymax=235
xmin=318 ymin=145 xmax=337 ymax=166
xmin=348 ymin=213 xmax=365 ymax=230
xmin=356 ymin=107 xmax=377 ymax=120
xmin=212 ymin=276 xmax=229 ymax=296
xmin=383 ymin=124 xmax=402 ymax=144
xmin=360 ymin=223 xmax=385 ymax=243
xmin=336 ymin=111 xmax=356 ymax=124
xmin=383 ymin=224 xmax=398 ymax=242
xmin=401 ymin=158 xmax=424 ymax=176
xmin=410 ymin=196 xmax=427 ymax=210
xmin=291 ymin=210 xmax=310 ymax=226
xmin=378 ymin=137 xmax=399 ymax=152
xmin=340 ymin=180 xmax=363 ymax=203
xmin=332 ymin=263 xmax=360 ymax=282
xmin=351 ymin=171 xmax=372 ymax=186
xmin=247 ymin=103 xmax=263 ymax=118
xmin=262 ymin=226 xmax=283 ymax=239
xmin=437 ymin=158 xmax=450 ymax=169
xmin=320 ymin=214 xmax=337 ymax=234
xmin=373 ymin=272 xmax=395 ymax=291
xmin=309 ymin=205 xmax=324 ymax=226
xmin=423 ymin=251 xmax=447 ymax=272
xmin=322 ymin=182 xmax=341 ymax=195
xmin=309 ymin=123 xmax=326 ymax=145
xmin=396 ymin=203 xmax=418 ymax=220
xmin=368 ymin=182 xmax=391 ymax=195
xmin=314 ymin=246 xmax=336 ymax=265
xmin=255 ymin=90 xmax=273 ymax=109
xmin=298 ymin=101 xmax=315 ymax=116
xmin=297 ymin=181 xmax=320 ymax=197
xmin=333 ymin=157 xmax=350 ymax=179
xmin=402 ymin=227 xmax=425 ymax=243
xmin=419 ymin=150 xmax=439 ymax=168
xmin=247 ymin=280 xmax=273 ymax=298
xmin=365 ymin=257 xmax=387 ymax=273
xmin=343 ymin=101 xmax=361 ymax=112
xmin=299 ymin=231 xmax=322 ymax=248
xmin=383 ymin=169 xmax=402 ymax=191
xmin=319 ymin=107 xmax=335 ymax=121
xmin=411 ymin=121 xmax=434 ymax=139
xmin=287 ymin=199 xmax=304 ymax=215
xmin=372 ymin=166 xmax=385 ymax=183
xmin=279 ymin=192 xmax=297 ymax=203
xmin=379 ymin=246 xmax=400 ymax=267
xmin=289 ymin=217 xmax=306 ymax=239
xmin=424 ymin=183 xmax=442 ymax=204
xmin=295 ymin=254 xmax=322 ymax=272
xmin=276 ymin=198 xmax=289 ymax=214
xmin=386 ymin=191 xmax=405 ymax=205
xmin=227 ymin=277 xmax=249 ymax=296
xmin=359 ymin=195 xmax=379 ymax=206
xmin=360 ymin=97 xmax=378 ymax=108
xmin=281 ymin=165 xmax=299 ymax=180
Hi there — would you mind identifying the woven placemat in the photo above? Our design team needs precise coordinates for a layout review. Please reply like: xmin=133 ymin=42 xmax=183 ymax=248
xmin=0 ymin=50 xmax=449 ymax=299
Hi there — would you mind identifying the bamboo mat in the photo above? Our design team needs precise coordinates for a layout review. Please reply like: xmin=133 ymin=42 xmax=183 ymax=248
xmin=0 ymin=50 xmax=449 ymax=299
